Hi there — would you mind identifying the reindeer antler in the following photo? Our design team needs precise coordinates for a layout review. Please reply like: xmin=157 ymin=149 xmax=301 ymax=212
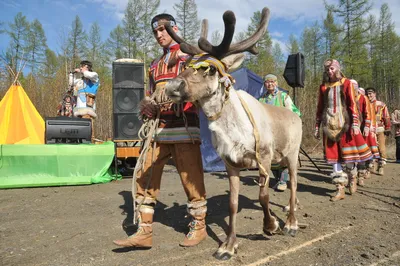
xmin=226 ymin=7 xmax=270 ymax=56
xmin=166 ymin=7 xmax=270 ymax=59
xmin=198 ymin=11 xmax=236 ymax=59
xmin=165 ymin=20 xmax=208 ymax=55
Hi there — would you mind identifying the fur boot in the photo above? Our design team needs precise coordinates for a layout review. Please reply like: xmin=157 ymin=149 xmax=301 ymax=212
xmin=113 ymin=198 xmax=155 ymax=248
xmin=346 ymin=165 xmax=358 ymax=195
xmin=331 ymin=183 xmax=346 ymax=201
xmin=180 ymin=200 xmax=207 ymax=247
xmin=358 ymin=169 xmax=367 ymax=187
xmin=377 ymin=161 xmax=385 ymax=176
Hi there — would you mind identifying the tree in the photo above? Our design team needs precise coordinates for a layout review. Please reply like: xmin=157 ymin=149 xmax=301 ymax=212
xmin=375 ymin=3 xmax=399 ymax=104
xmin=41 ymin=48 xmax=59 ymax=79
xmin=136 ymin=0 xmax=160 ymax=65
xmin=245 ymin=10 xmax=274 ymax=76
xmin=107 ymin=25 xmax=126 ymax=60
xmin=328 ymin=0 xmax=372 ymax=77
xmin=26 ymin=19 xmax=47 ymax=74
xmin=271 ymin=42 xmax=284 ymax=71
xmin=287 ymin=34 xmax=300 ymax=54
xmin=211 ymin=30 xmax=222 ymax=45
xmin=87 ymin=22 xmax=102 ymax=64
xmin=301 ymin=22 xmax=323 ymax=80
xmin=68 ymin=16 xmax=87 ymax=69
xmin=173 ymin=0 xmax=200 ymax=44
xmin=322 ymin=10 xmax=340 ymax=59
xmin=6 ymin=12 xmax=30 ymax=71
xmin=122 ymin=0 xmax=143 ymax=58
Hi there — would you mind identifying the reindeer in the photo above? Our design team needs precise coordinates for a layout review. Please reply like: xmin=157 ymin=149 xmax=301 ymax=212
xmin=164 ymin=7 xmax=302 ymax=260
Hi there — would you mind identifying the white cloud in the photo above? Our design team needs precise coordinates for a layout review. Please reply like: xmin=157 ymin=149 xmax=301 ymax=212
xmin=270 ymin=31 xmax=284 ymax=38
xmin=87 ymin=0 xmax=400 ymax=36
xmin=1 ymin=0 xmax=21 ymax=9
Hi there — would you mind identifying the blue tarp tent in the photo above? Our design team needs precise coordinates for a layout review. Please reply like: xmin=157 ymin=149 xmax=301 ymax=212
xmin=200 ymin=68 xmax=264 ymax=172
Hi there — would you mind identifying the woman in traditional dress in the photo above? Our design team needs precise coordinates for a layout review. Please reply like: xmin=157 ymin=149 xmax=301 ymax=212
xmin=314 ymin=59 xmax=373 ymax=201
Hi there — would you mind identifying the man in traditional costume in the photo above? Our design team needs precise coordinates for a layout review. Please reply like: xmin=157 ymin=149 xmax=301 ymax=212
xmin=351 ymin=80 xmax=379 ymax=186
xmin=113 ymin=14 xmax=207 ymax=249
xmin=259 ymin=74 xmax=301 ymax=191
xmin=314 ymin=59 xmax=373 ymax=201
xmin=366 ymin=87 xmax=391 ymax=175
xmin=69 ymin=60 xmax=99 ymax=142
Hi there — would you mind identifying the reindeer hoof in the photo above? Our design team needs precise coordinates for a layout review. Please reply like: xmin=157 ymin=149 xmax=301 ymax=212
xmin=214 ymin=251 xmax=233 ymax=260
xmin=263 ymin=218 xmax=280 ymax=235
xmin=283 ymin=227 xmax=298 ymax=237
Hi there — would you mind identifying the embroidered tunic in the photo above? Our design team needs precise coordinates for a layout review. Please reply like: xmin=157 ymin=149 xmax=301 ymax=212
xmin=148 ymin=43 xmax=200 ymax=143
xmin=370 ymin=100 xmax=391 ymax=133
xmin=315 ymin=78 xmax=373 ymax=163
xmin=357 ymin=94 xmax=379 ymax=159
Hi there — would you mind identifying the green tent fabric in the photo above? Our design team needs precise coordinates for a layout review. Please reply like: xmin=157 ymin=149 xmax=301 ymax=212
xmin=0 ymin=141 xmax=121 ymax=189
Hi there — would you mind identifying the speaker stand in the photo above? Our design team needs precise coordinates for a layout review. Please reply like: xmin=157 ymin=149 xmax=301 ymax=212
xmin=114 ymin=140 xmax=141 ymax=177
xmin=292 ymin=86 xmax=323 ymax=173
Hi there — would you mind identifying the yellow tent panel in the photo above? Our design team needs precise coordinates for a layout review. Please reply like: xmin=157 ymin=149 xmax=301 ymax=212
xmin=0 ymin=84 xmax=45 ymax=144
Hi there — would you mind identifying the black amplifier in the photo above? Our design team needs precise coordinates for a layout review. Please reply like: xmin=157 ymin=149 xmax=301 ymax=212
xmin=45 ymin=117 xmax=92 ymax=144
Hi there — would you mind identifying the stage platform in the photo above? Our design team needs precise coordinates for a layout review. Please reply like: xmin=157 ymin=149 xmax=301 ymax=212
xmin=0 ymin=141 xmax=119 ymax=189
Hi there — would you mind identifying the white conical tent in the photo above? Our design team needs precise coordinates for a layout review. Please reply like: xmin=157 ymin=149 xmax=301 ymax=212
xmin=0 ymin=83 xmax=45 ymax=144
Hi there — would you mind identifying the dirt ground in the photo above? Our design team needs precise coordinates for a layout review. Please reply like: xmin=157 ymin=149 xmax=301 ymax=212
xmin=1 ymin=156 xmax=399 ymax=266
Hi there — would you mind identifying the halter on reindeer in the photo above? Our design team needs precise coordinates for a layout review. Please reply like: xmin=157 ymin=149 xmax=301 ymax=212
xmin=165 ymin=7 xmax=303 ymax=260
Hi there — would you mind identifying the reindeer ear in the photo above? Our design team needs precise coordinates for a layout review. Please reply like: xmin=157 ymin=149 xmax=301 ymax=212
xmin=221 ymin=53 xmax=245 ymax=71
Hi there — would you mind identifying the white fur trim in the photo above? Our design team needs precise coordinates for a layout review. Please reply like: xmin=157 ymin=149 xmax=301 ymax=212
xmin=187 ymin=200 xmax=207 ymax=209
xmin=73 ymin=107 xmax=97 ymax=118
xmin=135 ymin=196 xmax=157 ymax=205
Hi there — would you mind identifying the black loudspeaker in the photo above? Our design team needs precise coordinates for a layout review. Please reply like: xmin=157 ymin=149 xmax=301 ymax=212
xmin=283 ymin=53 xmax=305 ymax=88
xmin=45 ymin=117 xmax=92 ymax=144
xmin=112 ymin=61 xmax=144 ymax=140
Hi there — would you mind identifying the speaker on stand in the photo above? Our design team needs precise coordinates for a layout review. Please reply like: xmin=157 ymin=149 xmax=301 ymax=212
xmin=283 ymin=52 xmax=305 ymax=104
xmin=112 ymin=59 xmax=145 ymax=176
xmin=112 ymin=61 xmax=144 ymax=140
xmin=283 ymin=53 xmax=322 ymax=173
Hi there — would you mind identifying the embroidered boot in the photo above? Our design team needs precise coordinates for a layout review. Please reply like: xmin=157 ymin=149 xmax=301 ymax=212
xmin=331 ymin=183 xmax=346 ymax=201
xmin=348 ymin=173 xmax=357 ymax=195
xmin=180 ymin=201 xmax=207 ymax=247
xmin=113 ymin=208 xmax=153 ymax=248
xmin=357 ymin=169 xmax=366 ymax=187
xmin=377 ymin=161 xmax=384 ymax=176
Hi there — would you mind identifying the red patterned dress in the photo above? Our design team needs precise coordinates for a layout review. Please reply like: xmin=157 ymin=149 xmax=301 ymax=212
xmin=315 ymin=78 xmax=373 ymax=164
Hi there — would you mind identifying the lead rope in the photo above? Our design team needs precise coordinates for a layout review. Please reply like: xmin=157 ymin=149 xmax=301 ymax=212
xmin=236 ymin=93 xmax=269 ymax=186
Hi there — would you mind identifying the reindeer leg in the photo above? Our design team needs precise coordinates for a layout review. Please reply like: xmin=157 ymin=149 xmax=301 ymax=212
xmin=283 ymin=156 xmax=299 ymax=237
xmin=259 ymin=163 xmax=280 ymax=235
xmin=215 ymin=166 xmax=240 ymax=260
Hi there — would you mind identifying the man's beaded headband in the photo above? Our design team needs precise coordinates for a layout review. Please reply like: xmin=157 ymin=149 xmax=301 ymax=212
xmin=152 ymin=20 xmax=176 ymax=30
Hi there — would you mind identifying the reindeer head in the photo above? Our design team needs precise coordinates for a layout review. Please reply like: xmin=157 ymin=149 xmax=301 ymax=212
xmin=165 ymin=8 xmax=270 ymax=106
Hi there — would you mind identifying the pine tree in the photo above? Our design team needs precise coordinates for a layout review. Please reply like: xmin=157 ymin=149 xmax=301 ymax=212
xmin=245 ymin=10 xmax=274 ymax=77
xmin=173 ymin=0 xmax=200 ymax=44
xmin=122 ymin=0 xmax=143 ymax=58
xmin=6 ymin=12 xmax=30 ymax=71
xmin=87 ymin=22 xmax=102 ymax=64
xmin=328 ymin=0 xmax=372 ymax=78
xmin=322 ymin=10 xmax=340 ymax=59
xmin=67 ymin=16 xmax=87 ymax=69
xmin=27 ymin=19 xmax=47 ymax=74
xmin=41 ymin=48 xmax=59 ymax=79
xmin=107 ymin=25 xmax=126 ymax=60
xmin=287 ymin=34 xmax=300 ymax=54
xmin=301 ymin=22 xmax=323 ymax=80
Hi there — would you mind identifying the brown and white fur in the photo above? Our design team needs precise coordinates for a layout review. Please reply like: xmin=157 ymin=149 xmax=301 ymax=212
xmin=164 ymin=7 xmax=302 ymax=260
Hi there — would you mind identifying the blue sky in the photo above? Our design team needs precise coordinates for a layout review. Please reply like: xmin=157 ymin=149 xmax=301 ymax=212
xmin=1 ymin=0 xmax=400 ymax=57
